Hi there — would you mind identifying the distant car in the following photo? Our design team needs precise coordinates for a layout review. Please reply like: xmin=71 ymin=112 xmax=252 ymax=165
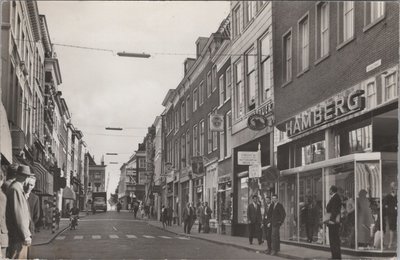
xmin=92 ymin=192 xmax=107 ymax=212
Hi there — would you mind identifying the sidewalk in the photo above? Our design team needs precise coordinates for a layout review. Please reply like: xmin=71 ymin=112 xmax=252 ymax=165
xmin=146 ymin=220 xmax=360 ymax=260
xmin=32 ymin=212 xmax=86 ymax=246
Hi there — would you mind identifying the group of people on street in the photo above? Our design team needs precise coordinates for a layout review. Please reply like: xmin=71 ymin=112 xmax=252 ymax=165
xmin=182 ymin=201 xmax=212 ymax=235
xmin=0 ymin=163 xmax=41 ymax=259
xmin=160 ymin=205 xmax=173 ymax=229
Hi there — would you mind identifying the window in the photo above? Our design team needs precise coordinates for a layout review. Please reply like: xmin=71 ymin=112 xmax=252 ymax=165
xmin=219 ymin=116 xmax=225 ymax=159
xmin=316 ymin=2 xmax=329 ymax=58
xmin=234 ymin=59 xmax=244 ymax=118
xmin=207 ymin=113 xmax=212 ymax=153
xmin=207 ymin=71 xmax=212 ymax=97
xmin=193 ymin=88 xmax=198 ymax=111
xmin=199 ymin=120 xmax=205 ymax=156
xmin=175 ymin=109 xmax=179 ymax=131
xmin=343 ymin=2 xmax=354 ymax=42
xmin=283 ymin=31 xmax=292 ymax=83
xmin=226 ymin=67 xmax=232 ymax=101
xmin=186 ymin=130 xmax=190 ymax=165
xmin=186 ymin=95 xmax=190 ymax=121
xmin=244 ymin=1 xmax=256 ymax=27
xmin=193 ymin=125 xmax=198 ymax=156
xmin=365 ymin=80 xmax=376 ymax=109
xmin=219 ymin=74 xmax=225 ymax=105
xmin=175 ymin=140 xmax=179 ymax=169
xmin=256 ymin=1 xmax=266 ymax=12
xmin=212 ymin=109 xmax=218 ymax=151
xmin=199 ymin=82 xmax=204 ymax=105
xmin=181 ymin=134 xmax=186 ymax=167
xmin=349 ymin=125 xmax=372 ymax=153
xmin=181 ymin=101 xmax=185 ymax=125
xmin=139 ymin=158 xmax=146 ymax=168
xmin=299 ymin=15 xmax=309 ymax=71
xmin=226 ymin=111 xmax=232 ymax=158
xmin=365 ymin=2 xmax=385 ymax=25
xmin=259 ymin=32 xmax=271 ymax=102
xmin=245 ymin=48 xmax=256 ymax=110
xmin=212 ymin=66 xmax=217 ymax=92
xmin=383 ymin=72 xmax=397 ymax=102
xmin=232 ymin=5 xmax=241 ymax=39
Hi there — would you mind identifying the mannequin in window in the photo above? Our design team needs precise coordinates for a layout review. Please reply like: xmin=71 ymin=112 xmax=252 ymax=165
xmin=357 ymin=189 xmax=374 ymax=248
xmin=384 ymin=182 xmax=397 ymax=249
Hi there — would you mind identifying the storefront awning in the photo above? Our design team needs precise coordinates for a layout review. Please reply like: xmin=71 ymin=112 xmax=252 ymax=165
xmin=63 ymin=186 xmax=76 ymax=200
xmin=0 ymin=104 xmax=12 ymax=164
xmin=33 ymin=162 xmax=53 ymax=196
xmin=261 ymin=165 xmax=280 ymax=182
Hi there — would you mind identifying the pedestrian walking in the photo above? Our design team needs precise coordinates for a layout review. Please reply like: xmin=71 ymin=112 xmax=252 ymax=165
xmin=247 ymin=194 xmax=262 ymax=245
xmin=133 ymin=201 xmax=139 ymax=219
xmin=268 ymin=194 xmax=286 ymax=256
xmin=203 ymin=202 xmax=212 ymax=233
xmin=182 ymin=202 xmax=193 ymax=234
xmin=167 ymin=205 xmax=173 ymax=226
xmin=325 ymin=185 xmax=342 ymax=259
xmin=263 ymin=195 xmax=272 ymax=254
xmin=197 ymin=202 xmax=204 ymax=233
xmin=0 ymin=168 xmax=9 ymax=259
xmin=86 ymin=199 xmax=92 ymax=215
xmin=54 ymin=208 xmax=61 ymax=230
xmin=161 ymin=205 xmax=168 ymax=229
xmin=43 ymin=201 xmax=53 ymax=230
xmin=5 ymin=165 xmax=34 ymax=259
xmin=26 ymin=176 xmax=40 ymax=235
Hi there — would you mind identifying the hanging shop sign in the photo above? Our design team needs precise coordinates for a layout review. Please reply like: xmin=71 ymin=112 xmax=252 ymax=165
xmin=191 ymin=156 xmax=204 ymax=175
xmin=280 ymin=89 xmax=365 ymax=138
xmin=210 ymin=114 xmax=224 ymax=132
xmin=238 ymin=151 xmax=259 ymax=165
xmin=249 ymin=164 xmax=262 ymax=178
xmin=247 ymin=114 xmax=268 ymax=131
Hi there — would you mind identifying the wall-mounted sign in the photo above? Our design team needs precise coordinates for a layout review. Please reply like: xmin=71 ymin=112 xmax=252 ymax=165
xmin=280 ymin=89 xmax=365 ymax=138
xmin=191 ymin=156 xmax=204 ymax=175
xmin=366 ymin=59 xmax=381 ymax=73
xmin=210 ymin=114 xmax=224 ymax=132
xmin=238 ymin=151 xmax=259 ymax=165
xmin=249 ymin=164 xmax=261 ymax=178
xmin=247 ymin=114 xmax=268 ymax=131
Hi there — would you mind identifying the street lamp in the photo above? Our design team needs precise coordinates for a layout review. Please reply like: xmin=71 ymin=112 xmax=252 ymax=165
xmin=117 ymin=52 xmax=151 ymax=58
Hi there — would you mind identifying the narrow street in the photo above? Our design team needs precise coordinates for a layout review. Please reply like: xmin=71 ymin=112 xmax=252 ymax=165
xmin=30 ymin=212 xmax=281 ymax=259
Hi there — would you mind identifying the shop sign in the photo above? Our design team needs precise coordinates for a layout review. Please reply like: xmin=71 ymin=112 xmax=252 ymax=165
xmin=249 ymin=164 xmax=261 ymax=178
xmin=238 ymin=151 xmax=259 ymax=165
xmin=281 ymin=89 xmax=365 ymax=138
xmin=210 ymin=114 xmax=224 ymax=132
xmin=253 ymin=101 xmax=273 ymax=117
xmin=247 ymin=114 xmax=268 ymax=131
xmin=196 ymin=186 xmax=203 ymax=193
xmin=191 ymin=156 xmax=204 ymax=175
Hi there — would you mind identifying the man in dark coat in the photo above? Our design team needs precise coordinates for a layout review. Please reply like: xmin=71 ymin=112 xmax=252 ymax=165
xmin=263 ymin=196 xmax=272 ymax=253
xmin=182 ymin=202 xmax=193 ymax=234
xmin=247 ymin=194 xmax=262 ymax=245
xmin=326 ymin=185 xmax=342 ymax=259
xmin=203 ymin=202 xmax=212 ymax=233
xmin=0 ymin=168 xmax=9 ymax=258
xmin=268 ymin=194 xmax=286 ymax=255
xmin=26 ymin=177 xmax=40 ymax=235
xmin=6 ymin=165 xmax=34 ymax=259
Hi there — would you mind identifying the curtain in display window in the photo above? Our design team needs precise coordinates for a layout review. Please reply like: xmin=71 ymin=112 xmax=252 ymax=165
xmin=356 ymin=162 xmax=380 ymax=198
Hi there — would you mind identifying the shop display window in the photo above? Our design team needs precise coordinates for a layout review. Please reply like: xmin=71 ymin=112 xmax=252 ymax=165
xmin=349 ymin=125 xmax=372 ymax=153
xmin=382 ymin=161 xmax=397 ymax=251
xmin=279 ymin=175 xmax=298 ymax=241
xmin=237 ymin=177 xmax=249 ymax=223
xmin=299 ymin=169 xmax=323 ymax=244
xmin=294 ymin=132 xmax=325 ymax=167
xmin=324 ymin=162 xmax=355 ymax=249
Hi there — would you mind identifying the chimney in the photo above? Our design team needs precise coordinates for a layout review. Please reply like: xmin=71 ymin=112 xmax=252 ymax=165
xmin=195 ymin=37 xmax=209 ymax=58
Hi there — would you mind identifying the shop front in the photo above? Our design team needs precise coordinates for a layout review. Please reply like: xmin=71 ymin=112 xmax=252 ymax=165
xmin=217 ymin=174 xmax=232 ymax=235
xmin=276 ymin=83 xmax=398 ymax=254
xmin=204 ymin=162 xmax=218 ymax=232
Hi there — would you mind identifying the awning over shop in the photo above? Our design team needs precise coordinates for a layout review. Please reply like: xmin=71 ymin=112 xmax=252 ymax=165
xmin=261 ymin=165 xmax=280 ymax=182
xmin=0 ymin=104 xmax=12 ymax=164
xmin=32 ymin=162 xmax=53 ymax=196
xmin=63 ymin=186 xmax=76 ymax=200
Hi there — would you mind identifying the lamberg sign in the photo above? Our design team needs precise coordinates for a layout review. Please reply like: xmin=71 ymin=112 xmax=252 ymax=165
xmin=282 ymin=89 xmax=365 ymax=138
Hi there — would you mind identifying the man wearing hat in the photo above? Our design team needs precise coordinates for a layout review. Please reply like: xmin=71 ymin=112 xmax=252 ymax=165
xmin=6 ymin=164 xmax=34 ymax=259
xmin=1 ymin=163 xmax=19 ymax=194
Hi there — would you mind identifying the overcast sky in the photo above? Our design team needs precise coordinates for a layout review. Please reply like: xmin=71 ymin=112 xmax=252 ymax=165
xmin=38 ymin=1 xmax=230 ymax=196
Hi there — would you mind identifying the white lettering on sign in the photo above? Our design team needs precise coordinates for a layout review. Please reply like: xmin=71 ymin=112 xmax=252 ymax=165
xmin=238 ymin=151 xmax=259 ymax=165
xmin=366 ymin=59 xmax=381 ymax=73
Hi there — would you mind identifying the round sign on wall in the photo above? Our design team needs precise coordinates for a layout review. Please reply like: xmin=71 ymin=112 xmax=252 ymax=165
xmin=247 ymin=114 xmax=268 ymax=131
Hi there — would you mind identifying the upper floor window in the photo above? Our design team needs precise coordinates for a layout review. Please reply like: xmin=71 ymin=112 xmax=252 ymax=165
xmin=365 ymin=80 xmax=377 ymax=109
xmin=212 ymin=109 xmax=218 ymax=151
xmin=316 ymin=2 xmax=329 ymax=59
xmin=207 ymin=112 xmax=212 ymax=153
xmin=283 ymin=30 xmax=292 ymax=83
xmin=181 ymin=101 xmax=185 ymax=125
xmin=207 ymin=71 xmax=212 ymax=97
xmin=186 ymin=130 xmax=191 ymax=165
xmin=199 ymin=120 xmax=205 ymax=156
xmin=245 ymin=48 xmax=256 ymax=110
xmin=234 ymin=59 xmax=244 ymax=118
xmin=181 ymin=134 xmax=186 ymax=167
xmin=193 ymin=124 xmax=198 ymax=156
xmin=343 ymin=2 xmax=354 ymax=42
xmin=226 ymin=66 xmax=232 ymax=101
xmin=259 ymin=32 xmax=271 ymax=102
xmin=383 ymin=71 xmax=397 ymax=102
xmin=226 ymin=111 xmax=232 ymax=157
xmin=186 ymin=95 xmax=190 ymax=121
xmin=199 ymin=82 xmax=205 ymax=105
xmin=193 ymin=88 xmax=198 ymax=111
xmin=368 ymin=2 xmax=385 ymax=25
xmin=219 ymin=74 xmax=225 ymax=106
xmin=298 ymin=15 xmax=309 ymax=72
xmin=232 ymin=5 xmax=241 ymax=39
xmin=244 ymin=1 xmax=256 ymax=27
xmin=212 ymin=66 xmax=217 ymax=92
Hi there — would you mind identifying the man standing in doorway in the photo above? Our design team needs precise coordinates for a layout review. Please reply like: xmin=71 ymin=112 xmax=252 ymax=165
xmin=263 ymin=195 xmax=273 ymax=254
xmin=326 ymin=185 xmax=342 ymax=259
xmin=268 ymin=194 xmax=286 ymax=256
xmin=6 ymin=165 xmax=34 ymax=259
xmin=247 ymin=194 xmax=262 ymax=245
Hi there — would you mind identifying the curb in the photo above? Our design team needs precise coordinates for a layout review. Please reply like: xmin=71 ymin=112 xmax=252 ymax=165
xmin=146 ymin=221 xmax=301 ymax=259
